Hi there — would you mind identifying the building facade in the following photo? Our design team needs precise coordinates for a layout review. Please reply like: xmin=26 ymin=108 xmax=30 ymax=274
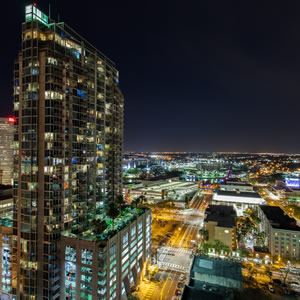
xmin=0 ymin=118 xmax=14 ymax=185
xmin=204 ymin=205 xmax=236 ymax=250
xmin=12 ymin=4 xmax=124 ymax=299
xmin=59 ymin=208 xmax=151 ymax=300
xmin=258 ymin=205 xmax=300 ymax=258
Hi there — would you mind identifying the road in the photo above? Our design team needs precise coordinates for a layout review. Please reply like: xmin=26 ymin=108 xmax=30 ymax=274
xmin=138 ymin=192 xmax=210 ymax=300
xmin=159 ymin=193 xmax=210 ymax=299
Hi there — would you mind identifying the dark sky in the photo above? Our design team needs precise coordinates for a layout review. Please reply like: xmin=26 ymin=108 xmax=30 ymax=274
xmin=2 ymin=1 xmax=300 ymax=153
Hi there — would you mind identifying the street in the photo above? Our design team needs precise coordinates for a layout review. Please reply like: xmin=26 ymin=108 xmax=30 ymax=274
xmin=138 ymin=192 xmax=210 ymax=300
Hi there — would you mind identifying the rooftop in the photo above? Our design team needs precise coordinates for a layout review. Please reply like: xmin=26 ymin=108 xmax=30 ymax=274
xmin=191 ymin=256 xmax=243 ymax=284
xmin=222 ymin=182 xmax=252 ymax=187
xmin=260 ymin=205 xmax=300 ymax=231
xmin=205 ymin=205 xmax=236 ymax=228
xmin=216 ymin=190 xmax=261 ymax=198
xmin=61 ymin=206 xmax=150 ymax=242
xmin=181 ymin=285 xmax=226 ymax=300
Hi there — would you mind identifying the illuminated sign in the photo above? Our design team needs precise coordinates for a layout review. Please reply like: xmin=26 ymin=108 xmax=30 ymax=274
xmin=8 ymin=117 xmax=16 ymax=123
xmin=25 ymin=5 xmax=49 ymax=27
xmin=285 ymin=178 xmax=300 ymax=189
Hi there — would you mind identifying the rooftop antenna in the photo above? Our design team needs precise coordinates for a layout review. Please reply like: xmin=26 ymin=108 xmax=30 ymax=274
xmin=49 ymin=3 xmax=51 ymax=19
xmin=58 ymin=13 xmax=60 ymax=23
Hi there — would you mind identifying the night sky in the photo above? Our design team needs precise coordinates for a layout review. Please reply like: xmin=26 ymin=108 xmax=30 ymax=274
xmin=2 ymin=1 xmax=300 ymax=153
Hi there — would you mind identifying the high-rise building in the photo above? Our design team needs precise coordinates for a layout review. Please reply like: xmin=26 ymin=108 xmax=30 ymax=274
xmin=0 ymin=118 xmax=14 ymax=185
xmin=13 ymin=4 xmax=124 ymax=299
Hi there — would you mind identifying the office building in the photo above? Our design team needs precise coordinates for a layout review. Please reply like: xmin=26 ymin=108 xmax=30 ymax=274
xmin=204 ymin=205 xmax=236 ymax=250
xmin=12 ymin=4 xmax=124 ymax=299
xmin=258 ymin=205 xmax=300 ymax=258
xmin=0 ymin=118 xmax=14 ymax=185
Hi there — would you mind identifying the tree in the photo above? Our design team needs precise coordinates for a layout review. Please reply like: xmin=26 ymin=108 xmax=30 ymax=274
xmin=132 ymin=197 xmax=141 ymax=209
xmin=105 ymin=201 xmax=120 ymax=231
xmin=91 ymin=219 xmax=107 ymax=235
xmin=213 ymin=239 xmax=230 ymax=255
xmin=264 ymin=266 xmax=272 ymax=283
xmin=248 ymin=265 xmax=257 ymax=283
xmin=199 ymin=229 xmax=208 ymax=241
xmin=138 ymin=195 xmax=146 ymax=205
xmin=115 ymin=194 xmax=125 ymax=209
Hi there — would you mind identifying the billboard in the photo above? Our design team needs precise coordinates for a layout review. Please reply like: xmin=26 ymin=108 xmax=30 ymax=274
xmin=285 ymin=177 xmax=300 ymax=189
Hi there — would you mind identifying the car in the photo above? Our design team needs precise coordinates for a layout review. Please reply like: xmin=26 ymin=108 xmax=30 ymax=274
xmin=281 ymin=283 xmax=287 ymax=287
xmin=179 ymin=274 xmax=186 ymax=281
xmin=268 ymin=284 xmax=275 ymax=293
xmin=175 ymin=289 xmax=182 ymax=296
xmin=284 ymin=289 xmax=291 ymax=295
xmin=272 ymin=279 xmax=282 ymax=285
xmin=177 ymin=282 xmax=184 ymax=288
xmin=291 ymin=290 xmax=300 ymax=296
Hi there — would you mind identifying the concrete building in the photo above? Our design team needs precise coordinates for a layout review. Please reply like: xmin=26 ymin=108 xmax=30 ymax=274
xmin=0 ymin=118 xmax=14 ymax=185
xmin=258 ymin=205 xmax=300 ymax=258
xmin=181 ymin=256 xmax=243 ymax=300
xmin=11 ymin=4 xmax=124 ymax=299
xmin=59 ymin=207 xmax=151 ymax=300
xmin=204 ymin=205 xmax=236 ymax=250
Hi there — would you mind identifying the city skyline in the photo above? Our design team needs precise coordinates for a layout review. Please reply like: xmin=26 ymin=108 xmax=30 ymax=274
xmin=1 ymin=3 xmax=300 ymax=300
xmin=1 ymin=1 xmax=300 ymax=153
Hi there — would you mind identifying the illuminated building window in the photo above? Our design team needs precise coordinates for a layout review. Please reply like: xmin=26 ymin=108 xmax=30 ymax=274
xmin=81 ymin=249 xmax=93 ymax=265
xmin=65 ymin=245 xmax=76 ymax=262
xmin=122 ymin=232 xmax=128 ymax=247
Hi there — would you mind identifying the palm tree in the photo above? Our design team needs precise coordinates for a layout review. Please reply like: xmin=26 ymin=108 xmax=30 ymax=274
xmin=105 ymin=201 xmax=120 ymax=231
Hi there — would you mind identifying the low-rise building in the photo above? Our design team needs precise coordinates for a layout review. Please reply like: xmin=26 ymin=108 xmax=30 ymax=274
xmin=181 ymin=256 xmax=243 ymax=300
xmin=212 ymin=190 xmax=265 ymax=216
xmin=258 ymin=205 xmax=300 ymax=258
xmin=204 ymin=205 xmax=236 ymax=250
xmin=59 ymin=207 xmax=152 ymax=300
xmin=220 ymin=181 xmax=254 ymax=193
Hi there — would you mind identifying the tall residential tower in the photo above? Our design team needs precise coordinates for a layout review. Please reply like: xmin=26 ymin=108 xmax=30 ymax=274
xmin=13 ymin=4 xmax=124 ymax=299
